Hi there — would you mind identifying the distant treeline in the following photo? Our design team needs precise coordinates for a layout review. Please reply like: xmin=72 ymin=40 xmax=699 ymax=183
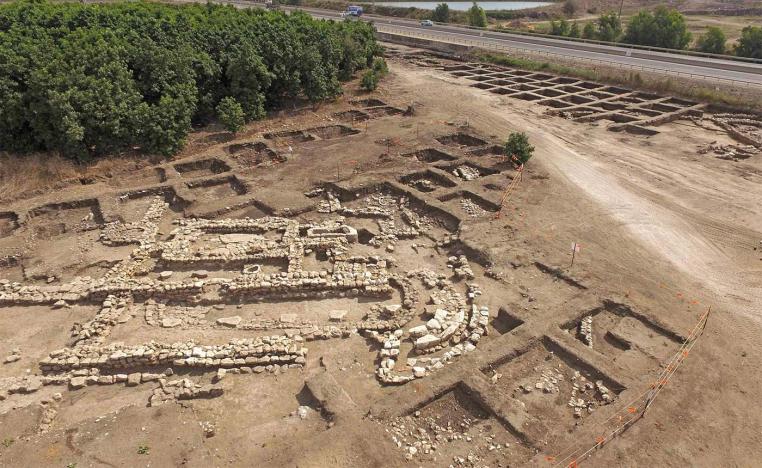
xmin=0 ymin=1 xmax=381 ymax=159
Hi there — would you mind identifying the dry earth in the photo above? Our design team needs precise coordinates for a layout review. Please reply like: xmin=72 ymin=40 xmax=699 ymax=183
xmin=0 ymin=43 xmax=760 ymax=468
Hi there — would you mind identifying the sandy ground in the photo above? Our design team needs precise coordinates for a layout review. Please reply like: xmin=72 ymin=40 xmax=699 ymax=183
xmin=0 ymin=45 xmax=761 ymax=467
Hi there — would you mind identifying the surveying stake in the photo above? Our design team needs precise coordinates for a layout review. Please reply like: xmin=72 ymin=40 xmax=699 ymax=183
xmin=493 ymin=154 xmax=524 ymax=220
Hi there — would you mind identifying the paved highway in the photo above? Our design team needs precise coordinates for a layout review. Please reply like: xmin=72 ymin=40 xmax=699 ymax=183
xmin=175 ymin=0 xmax=762 ymax=87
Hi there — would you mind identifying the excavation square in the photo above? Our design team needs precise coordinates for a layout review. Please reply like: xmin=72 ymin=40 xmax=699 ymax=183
xmin=436 ymin=133 xmax=488 ymax=147
xmin=174 ymin=158 xmax=231 ymax=177
xmin=402 ymin=148 xmax=458 ymax=163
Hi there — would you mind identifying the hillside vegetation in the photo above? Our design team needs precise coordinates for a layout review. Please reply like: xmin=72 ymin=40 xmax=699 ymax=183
xmin=0 ymin=1 xmax=381 ymax=159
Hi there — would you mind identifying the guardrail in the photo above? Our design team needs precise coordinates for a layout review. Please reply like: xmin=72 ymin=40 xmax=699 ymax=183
xmin=376 ymin=24 xmax=762 ymax=89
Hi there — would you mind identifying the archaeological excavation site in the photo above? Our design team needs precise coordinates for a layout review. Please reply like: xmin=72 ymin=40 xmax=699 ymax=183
xmin=1 ymin=26 xmax=762 ymax=468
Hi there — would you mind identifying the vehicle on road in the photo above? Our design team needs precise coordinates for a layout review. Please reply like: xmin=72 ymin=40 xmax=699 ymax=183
xmin=346 ymin=5 xmax=363 ymax=16
xmin=420 ymin=20 xmax=434 ymax=27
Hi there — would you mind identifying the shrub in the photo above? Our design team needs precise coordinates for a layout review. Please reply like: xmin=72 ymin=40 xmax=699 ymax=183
xmin=582 ymin=22 xmax=597 ymax=39
xmin=360 ymin=70 xmax=380 ymax=91
xmin=372 ymin=57 xmax=389 ymax=74
xmin=569 ymin=22 xmax=580 ymax=38
xmin=696 ymin=27 xmax=726 ymax=54
xmin=467 ymin=2 xmax=487 ymax=28
xmin=432 ymin=3 xmax=449 ymax=23
xmin=596 ymin=12 xmax=622 ymax=42
xmin=549 ymin=19 xmax=570 ymax=37
xmin=623 ymin=7 xmax=691 ymax=50
xmin=504 ymin=132 xmax=534 ymax=165
xmin=216 ymin=97 xmax=245 ymax=133
xmin=736 ymin=26 xmax=762 ymax=59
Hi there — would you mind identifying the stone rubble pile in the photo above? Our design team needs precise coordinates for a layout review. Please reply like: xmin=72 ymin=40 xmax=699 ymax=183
xmin=451 ymin=165 xmax=481 ymax=181
xmin=448 ymin=255 xmax=475 ymax=279
xmin=459 ymin=199 xmax=487 ymax=218
xmin=149 ymin=378 xmax=224 ymax=407
xmin=382 ymin=412 xmax=513 ymax=465
xmin=578 ymin=315 xmax=593 ymax=348
xmin=697 ymin=141 xmax=758 ymax=161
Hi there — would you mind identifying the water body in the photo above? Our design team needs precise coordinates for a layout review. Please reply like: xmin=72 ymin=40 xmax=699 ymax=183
xmin=372 ymin=1 xmax=553 ymax=11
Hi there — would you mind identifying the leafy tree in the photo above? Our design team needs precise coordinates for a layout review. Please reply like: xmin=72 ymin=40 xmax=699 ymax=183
xmin=467 ymin=2 xmax=487 ymax=28
xmin=568 ymin=21 xmax=580 ymax=38
xmin=736 ymin=26 xmax=762 ymax=59
xmin=562 ymin=0 xmax=577 ymax=17
xmin=696 ymin=26 xmax=726 ymax=54
xmin=0 ymin=2 xmax=382 ymax=159
xmin=504 ymin=132 xmax=534 ymax=165
xmin=582 ymin=22 xmax=596 ymax=39
xmin=432 ymin=3 xmax=449 ymax=23
xmin=596 ymin=12 xmax=622 ymax=42
xmin=216 ymin=97 xmax=245 ymax=133
xmin=623 ymin=7 xmax=691 ymax=50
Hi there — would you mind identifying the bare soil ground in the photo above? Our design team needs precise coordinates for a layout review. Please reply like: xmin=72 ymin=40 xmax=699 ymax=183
xmin=0 ymin=43 xmax=761 ymax=468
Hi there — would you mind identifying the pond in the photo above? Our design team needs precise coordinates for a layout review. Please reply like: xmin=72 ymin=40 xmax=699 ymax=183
xmin=371 ymin=1 xmax=553 ymax=11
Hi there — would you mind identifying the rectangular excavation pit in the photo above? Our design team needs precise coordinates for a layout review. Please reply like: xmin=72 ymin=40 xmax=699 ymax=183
xmin=436 ymin=132 xmax=488 ymax=148
xmin=492 ymin=307 xmax=525 ymax=334
xmin=400 ymin=383 xmax=534 ymax=466
xmin=484 ymin=79 xmax=512 ymax=86
xmin=438 ymin=191 xmax=499 ymax=217
xmin=438 ymin=161 xmax=499 ymax=180
xmin=118 ymin=186 xmax=189 ymax=214
xmin=174 ymin=158 xmax=231 ymax=177
xmin=604 ymin=113 xmax=641 ymax=124
xmin=560 ymin=301 xmax=682 ymax=373
xmin=305 ymin=124 xmax=360 ymax=140
xmin=549 ymin=77 xmax=578 ymax=85
xmin=226 ymin=141 xmax=284 ymax=167
xmin=468 ymin=145 xmax=505 ymax=157
xmin=27 ymin=198 xmax=105 ymax=238
xmin=402 ymin=148 xmax=458 ymax=163
xmin=601 ymin=86 xmax=630 ymax=95
xmin=575 ymin=81 xmax=603 ymax=90
xmin=332 ymin=109 xmax=371 ymax=122
xmin=535 ymin=88 xmax=564 ymax=98
xmin=399 ymin=170 xmax=458 ymax=193
xmin=481 ymin=338 xmax=624 ymax=437
xmin=631 ymin=108 xmax=663 ymax=118
xmin=527 ymin=73 xmax=553 ymax=80
xmin=508 ymin=77 xmax=536 ymax=84
xmin=559 ymin=85 xmax=585 ymax=93
xmin=509 ymin=70 xmax=534 ymax=76
xmin=589 ymin=102 xmax=627 ymax=111
xmin=350 ymin=98 xmax=387 ymax=107
xmin=186 ymin=176 xmax=248 ymax=198
xmin=451 ymin=71 xmax=475 ymax=77
xmin=617 ymin=96 xmax=645 ymax=104
xmin=364 ymin=106 xmax=404 ymax=118
xmin=472 ymin=82 xmax=496 ymax=90
xmin=586 ymin=91 xmax=614 ymax=100
xmin=468 ymin=75 xmax=494 ymax=82
xmin=512 ymin=92 xmax=542 ymax=101
xmin=0 ymin=212 xmax=19 ymax=238
xmin=263 ymin=129 xmax=315 ymax=144
xmin=562 ymin=95 xmax=594 ymax=105
xmin=544 ymin=99 xmax=573 ymax=109
xmin=490 ymin=87 xmax=518 ymax=95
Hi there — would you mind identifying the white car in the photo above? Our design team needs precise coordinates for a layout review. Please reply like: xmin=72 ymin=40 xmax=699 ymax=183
xmin=420 ymin=20 xmax=434 ymax=27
